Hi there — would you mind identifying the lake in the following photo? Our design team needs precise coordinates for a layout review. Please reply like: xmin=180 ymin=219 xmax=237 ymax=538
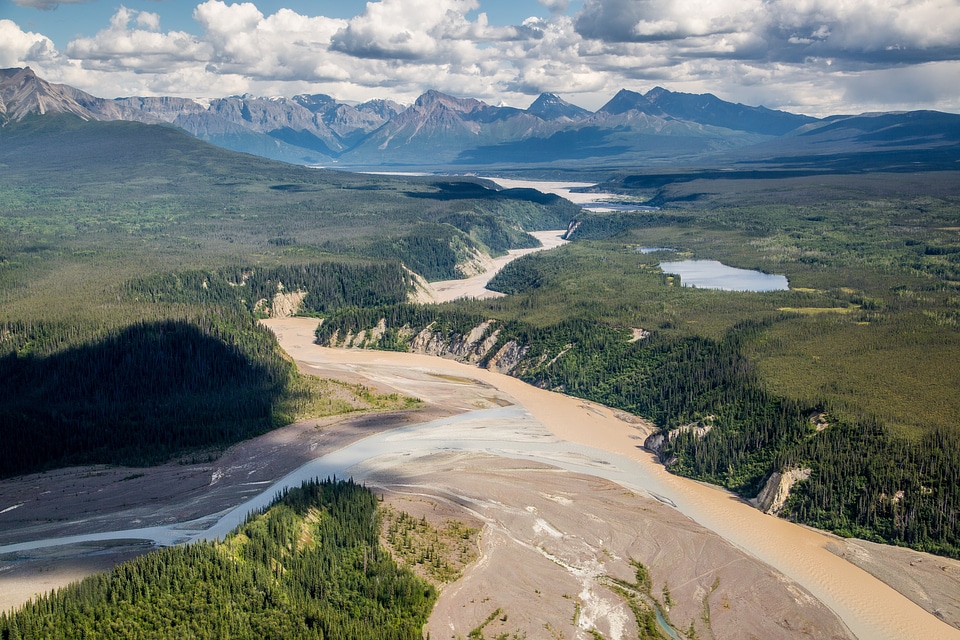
xmin=660 ymin=260 xmax=789 ymax=292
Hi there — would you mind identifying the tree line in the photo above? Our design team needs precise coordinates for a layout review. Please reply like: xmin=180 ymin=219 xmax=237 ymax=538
xmin=0 ymin=312 xmax=296 ymax=478
xmin=0 ymin=479 xmax=435 ymax=639
xmin=315 ymin=306 xmax=960 ymax=557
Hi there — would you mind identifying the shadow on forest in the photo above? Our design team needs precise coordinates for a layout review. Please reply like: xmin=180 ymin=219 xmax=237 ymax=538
xmin=0 ymin=320 xmax=290 ymax=478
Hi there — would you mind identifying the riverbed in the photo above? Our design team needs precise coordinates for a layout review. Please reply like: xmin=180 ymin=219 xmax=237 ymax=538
xmin=263 ymin=319 xmax=960 ymax=640
xmin=2 ymin=319 xmax=958 ymax=638
xmin=2 ymin=186 xmax=958 ymax=636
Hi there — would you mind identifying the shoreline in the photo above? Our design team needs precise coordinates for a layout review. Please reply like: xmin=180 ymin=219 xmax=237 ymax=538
xmin=264 ymin=316 xmax=960 ymax=640
xmin=414 ymin=229 xmax=568 ymax=303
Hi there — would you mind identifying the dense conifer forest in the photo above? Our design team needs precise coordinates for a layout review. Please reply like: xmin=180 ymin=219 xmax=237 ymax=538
xmin=315 ymin=172 xmax=960 ymax=557
xmin=0 ymin=479 xmax=436 ymax=639
xmin=0 ymin=116 xmax=574 ymax=478
xmin=2 ymin=114 xmax=959 ymax=574
xmin=0 ymin=315 xmax=292 ymax=478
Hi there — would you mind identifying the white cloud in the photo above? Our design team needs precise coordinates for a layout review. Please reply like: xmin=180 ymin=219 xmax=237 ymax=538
xmin=193 ymin=1 xmax=348 ymax=80
xmin=574 ymin=0 xmax=960 ymax=65
xmin=135 ymin=11 xmax=162 ymax=32
xmin=1 ymin=0 xmax=957 ymax=116
xmin=765 ymin=0 xmax=960 ymax=63
xmin=576 ymin=0 xmax=755 ymax=43
xmin=329 ymin=0 xmax=521 ymax=61
xmin=65 ymin=7 xmax=212 ymax=72
xmin=0 ymin=19 xmax=58 ymax=67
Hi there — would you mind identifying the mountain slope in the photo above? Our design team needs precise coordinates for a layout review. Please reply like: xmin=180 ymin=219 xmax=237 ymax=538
xmin=706 ymin=110 xmax=960 ymax=173
xmin=339 ymin=90 xmax=538 ymax=165
xmin=4 ymin=67 xmax=957 ymax=173
xmin=0 ymin=67 xmax=154 ymax=124
xmin=527 ymin=92 xmax=591 ymax=121
xmin=596 ymin=87 xmax=815 ymax=135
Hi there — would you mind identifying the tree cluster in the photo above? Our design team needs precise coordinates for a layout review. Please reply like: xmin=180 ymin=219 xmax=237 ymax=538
xmin=0 ymin=479 xmax=435 ymax=639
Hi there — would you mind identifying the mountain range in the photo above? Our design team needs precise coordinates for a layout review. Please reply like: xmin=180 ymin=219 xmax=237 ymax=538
xmin=2 ymin=66 xmax=959 ymax=172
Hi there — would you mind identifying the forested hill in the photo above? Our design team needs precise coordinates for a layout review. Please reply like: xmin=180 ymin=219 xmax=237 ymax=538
xmin=312 ymin=173 xmax=960 ymax=558
xmin=0 ymin=114 xmax=577 ymax=478
xmin=0 ymin=479 xmax=436 ymax=639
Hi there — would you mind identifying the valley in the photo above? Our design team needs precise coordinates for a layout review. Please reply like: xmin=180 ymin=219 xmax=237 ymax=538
xmin=3 ymin=318 xmax=959 ymax=638
xmin=2 ymin=66 xmax=960 ymax=639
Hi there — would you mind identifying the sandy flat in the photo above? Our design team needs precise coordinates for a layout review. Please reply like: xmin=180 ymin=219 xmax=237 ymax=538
xmin=264 ymin=317 xmax=960 ymax=640
xmin=480 ymin=177 xmax=600 ymax=205
xmin=369 ymin=454 xmax=853 ymax=640
xmin=417 ymin=230 xmax=568 ymax=303
xmin=3 ymin=315 xmax=958 ymax=639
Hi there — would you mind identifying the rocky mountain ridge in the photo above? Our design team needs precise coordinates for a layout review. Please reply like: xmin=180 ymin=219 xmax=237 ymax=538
xmin=4 ymin=66 xmax=958 ymax=171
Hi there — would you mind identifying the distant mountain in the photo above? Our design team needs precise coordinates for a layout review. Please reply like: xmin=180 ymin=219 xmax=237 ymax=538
xmin=339 ymin=89 xmax=570 ymax=165
xmin=0 ymin=67 xmax=154 ymax=124
xmin=4 ymin=67 xmax=957 ymax=172
xmin=720 ymin=110 xmax=960 ymax=172
xmin=597 ymin=87 xmax=815 ymax=136
xmin=527 ymin=92 xmax=591 ymax=121
xmin=114 ymin=90 xmax=403 ymax=163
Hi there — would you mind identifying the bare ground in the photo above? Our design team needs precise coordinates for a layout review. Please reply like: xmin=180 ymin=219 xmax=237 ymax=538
xmin=1 ymin=317 xmax=958 ymax=640
xmin=369 ymin=454 xmax=853 ymax=640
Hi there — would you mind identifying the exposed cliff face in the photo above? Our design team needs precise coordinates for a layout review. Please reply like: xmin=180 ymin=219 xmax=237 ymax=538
xmin=317 ymin=318 xmax=535 ymax=376
xmin=487 ymin=340 xmax=529 ymax=374
xmin=252 ymin=281 xmax=306 ymax=318
xmin=643 ymin=418 xmax=714 ymax=464
xmin=753 ymin=468 xmax=812 ymax=515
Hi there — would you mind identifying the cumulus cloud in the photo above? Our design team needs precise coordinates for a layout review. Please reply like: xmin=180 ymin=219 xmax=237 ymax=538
xmin=575 ymin=0 xmax=753 ymax=43
xmin=329 ymin=0 xmax=521 ymax=61
xmin=765 ymin=0 xmax=960 ymax=64
xmin=65 ymin=6 xmax=212 ymax=73
xmin=3 ymin=0 xmax=958 ymax=115
xmin=193 ymin=1 xmax=349 ymax=81
xmin=0 ymin=19 xmax=59 ymax=67
xmin=574 ymin=0 xmax=960 ymax=66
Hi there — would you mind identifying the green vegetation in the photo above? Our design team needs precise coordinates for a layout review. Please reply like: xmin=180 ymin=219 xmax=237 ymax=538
xmin=316 ymin=171 xmax=960 ymax=557
xmin=381 ymin=506 xmax=479 ymax=584
xmin=603 ymin=560 xmax=675 ymax=640
xmin=0 ymin=314 xmax=290 ymax=478
xmin=468 ymin=608 xmax=504 ymax=639
xmin=0 ymin=115 xmax=574 ymax=478
xmin=126 ymin=261 xmax=415 ymax=317
xmin=0 ymin=479 xmax=436 ymax=639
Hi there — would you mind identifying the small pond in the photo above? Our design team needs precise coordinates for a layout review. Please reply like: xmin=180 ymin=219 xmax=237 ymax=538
xmin=659 ymin=260 xmax=789 ymax=292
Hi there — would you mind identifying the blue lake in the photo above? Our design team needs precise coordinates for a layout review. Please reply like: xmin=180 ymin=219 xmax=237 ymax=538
xmin=659 ymin=260 xmax=789 ymax=292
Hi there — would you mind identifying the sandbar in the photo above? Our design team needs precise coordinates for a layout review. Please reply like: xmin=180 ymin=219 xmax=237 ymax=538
xmin=265 ymin=316 xmax=960 ymax=640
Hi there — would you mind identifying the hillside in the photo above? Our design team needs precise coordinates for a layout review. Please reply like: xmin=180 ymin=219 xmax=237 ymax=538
xmin=0 ymin=479 xmax=436 ymax=639
xmin=6 ymin=67 xmax=959 ymax=172
xmin=313 ymin=170 xmax=960 ymax=558
xmin=0 ymin=113 xmax=576 ymax=478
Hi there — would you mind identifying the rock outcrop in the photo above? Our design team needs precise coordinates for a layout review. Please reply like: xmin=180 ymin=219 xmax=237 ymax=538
xmin=753 ymin=468 xmax=812 ymax=515
xmin=643 ymin=418 xmax=714 ymax=463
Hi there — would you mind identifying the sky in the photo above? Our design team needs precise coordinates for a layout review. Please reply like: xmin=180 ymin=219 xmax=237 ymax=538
xmin=2 ymin=0 xmax=960 ymax=116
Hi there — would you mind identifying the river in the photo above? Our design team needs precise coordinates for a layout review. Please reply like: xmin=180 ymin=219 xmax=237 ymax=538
xmin=2 ymin=186 xmax=956 ymax=637
xmin=4 ymin=319 xmax=958 ymax=640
